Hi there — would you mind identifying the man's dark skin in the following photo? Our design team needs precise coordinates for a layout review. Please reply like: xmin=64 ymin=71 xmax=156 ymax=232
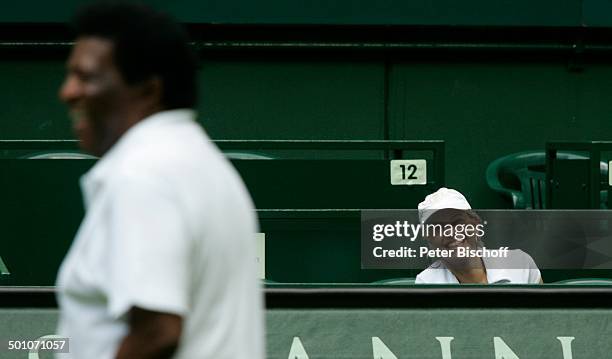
xmin=59 ymin=36 xmax=182 ymax=359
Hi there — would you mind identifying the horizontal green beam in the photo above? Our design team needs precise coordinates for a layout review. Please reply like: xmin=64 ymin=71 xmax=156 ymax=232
xmin=0 ymin=139 xmax=443 ymax=151
xmin=0 ymin=41 xmax=598 ymax=52
xmin=0 ymin=140 xmax=80 ymax=151
xmin=0 ymin=0 xmax=582 ymax=26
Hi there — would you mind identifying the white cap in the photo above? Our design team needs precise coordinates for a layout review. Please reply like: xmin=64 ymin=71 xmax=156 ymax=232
xmin=418 ymin=187 xmax=471 ymax=224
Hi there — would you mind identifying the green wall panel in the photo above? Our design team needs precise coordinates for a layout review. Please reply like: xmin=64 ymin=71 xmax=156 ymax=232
xmin=583 ymin=0 xmax=612 ymax=27
xmin=0 ymin=61 xmax=71 ymax=140
xmin=148 ymin=0 xmax=583 ymax=26
xmin=0 ymin=59 xmax=385 ymax=141
xmin=575 ymin=65 xmax=612 ymax=134
xmin=388 ymin=61 xmax=607 ymax=208
xmin=5 ymin=54 xmax=612 ymax=209
xmin=199 ymin=60 xmax=385 ymax=140
xmin=0 ymin=0 xmax=582 ymax=26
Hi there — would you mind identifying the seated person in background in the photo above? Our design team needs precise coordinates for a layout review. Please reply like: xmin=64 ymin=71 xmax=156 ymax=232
xmin=415 ymin=188 xmax=542 ymax=284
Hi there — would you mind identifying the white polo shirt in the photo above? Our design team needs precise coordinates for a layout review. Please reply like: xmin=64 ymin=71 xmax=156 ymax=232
xmin=56 ymin=109 xmax=264 ymax=358
xmin=415 ymin=249 xmax=542 ymax=284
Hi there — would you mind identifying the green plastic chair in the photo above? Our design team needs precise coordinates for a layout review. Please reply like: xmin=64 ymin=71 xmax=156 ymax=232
xmin=486 ymin=151 xmax=608 ymax=209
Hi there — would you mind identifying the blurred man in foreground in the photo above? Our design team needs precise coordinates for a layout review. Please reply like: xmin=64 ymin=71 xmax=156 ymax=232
xmin=56 ymin=3 xmax=264 ymax=358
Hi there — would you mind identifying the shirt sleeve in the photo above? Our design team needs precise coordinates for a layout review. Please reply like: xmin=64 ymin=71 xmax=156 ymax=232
xmin=103 ymin=173 xmax=191 ymax=320
xmin=524 ymin=251 xmax=542 ymax=284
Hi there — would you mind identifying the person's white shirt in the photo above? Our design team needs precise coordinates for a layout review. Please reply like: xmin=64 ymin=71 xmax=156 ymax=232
xmin=56 ymin=109 xmax=264 ymax=358
xmin=415 ymin=249 xmax=541 ymax=284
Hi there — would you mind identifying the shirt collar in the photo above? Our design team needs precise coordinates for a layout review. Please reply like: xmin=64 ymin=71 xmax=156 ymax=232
xmin=80 ymin=109 xmax=196 ymax=206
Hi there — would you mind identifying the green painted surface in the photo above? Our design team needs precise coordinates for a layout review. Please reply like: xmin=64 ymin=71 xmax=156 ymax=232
xmin=388 ymin=61 xmax=612 ymax=208
xmin=7 ymin=56 xmax=612 ymax=208
xmin=0 ymin=59 xmax=385 ymax=141
xmin=0 ymin=0 xmax=581 ymax=26
xmin=4 ymin=58 xmax=612 ymax=281
xmin=0 ymin=160 xmax=91 ymax=286
xmin=583 ymin=0 xmax=612 ymax=27
xmin=261 ymin=215 xmax=420 ymax=282
xmin=0 ymin=61 xmax=71 ymax=140
xmin=0 ymin=155 xmax=440 ymax=285
xmin=267 ymin=309 xmax=612 ymax=358
xmin=199 ymin=60 xmax=385 ymax=140
xmin=0 ymin=308 xmax=610 ymax=358
xmin=236 ymin=160 xmax=440 ymax=209
xmin=3 ymin=5 xmax=612 ymax=285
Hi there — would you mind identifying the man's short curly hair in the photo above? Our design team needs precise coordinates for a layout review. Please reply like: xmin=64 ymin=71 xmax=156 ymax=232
xmin=73 ymin=2 xmax=198 ymax=109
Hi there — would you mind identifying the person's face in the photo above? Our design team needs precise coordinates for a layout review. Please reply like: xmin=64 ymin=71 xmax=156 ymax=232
xmin=59 ymin=37 xmax=137 ymax=156
xmin=425 ymin=210 xmax=480 ymax=260
xmin=427 ymin=229 xmax=474 ymax=252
